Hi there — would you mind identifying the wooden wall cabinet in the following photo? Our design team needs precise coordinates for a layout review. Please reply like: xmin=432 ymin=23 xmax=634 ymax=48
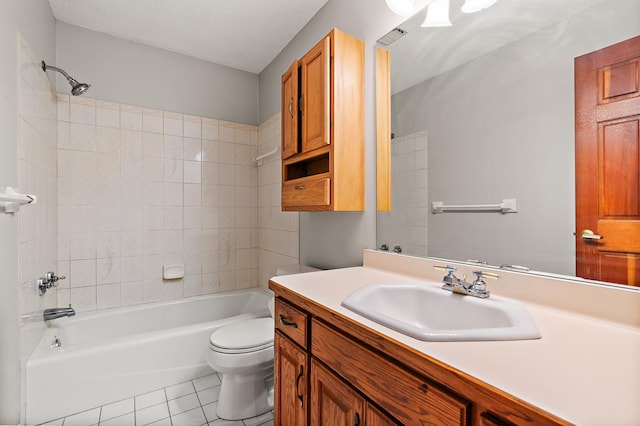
xmin=271 ymin=282 xmax=570 ymax=426
xmin=281 ymin=28 xmax=365 ymax=211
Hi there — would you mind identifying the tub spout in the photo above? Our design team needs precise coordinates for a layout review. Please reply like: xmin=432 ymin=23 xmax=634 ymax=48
xmin=43 ymin=305 xmax=75 ymax=321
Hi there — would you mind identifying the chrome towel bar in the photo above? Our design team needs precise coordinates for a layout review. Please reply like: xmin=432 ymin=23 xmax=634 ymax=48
xmin=431 ymin=198 xmax=517 ymax=214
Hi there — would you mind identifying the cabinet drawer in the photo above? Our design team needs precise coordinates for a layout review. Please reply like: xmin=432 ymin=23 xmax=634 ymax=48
xmin=311 ymin=319 xmax=470 ymax=426
xmin=275 ymin=298 xmax=308 ymax=349
xmin=282 ymin=178 xmax=330 ymax=208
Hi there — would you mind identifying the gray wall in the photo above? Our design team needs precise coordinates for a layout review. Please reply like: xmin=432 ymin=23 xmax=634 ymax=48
xmin=56 ymin=23 xmax=259 ymax=125
xmin=259 ymin=0 xmax=419 ymax=269
xmin=391 ymin=0 xmax=639 ymax=275
xmin=0 ymin=2 xmax=56 ymax=423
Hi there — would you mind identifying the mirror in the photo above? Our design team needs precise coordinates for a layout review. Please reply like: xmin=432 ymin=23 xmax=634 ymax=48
xmin=376 ymin=0 xmax=640 ymax=288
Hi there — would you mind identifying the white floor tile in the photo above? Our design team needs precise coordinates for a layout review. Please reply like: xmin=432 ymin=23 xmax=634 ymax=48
xmin=63 ymin=407 xmax=101 ymax=426
xmin=168 ymin=393 xmax=200 ymax=416
xmin=135 ymin=403 xmax=170 ymax=426
xmin=193 ymin=373 xmax=221 ymax=391
xmin=39 ymin=419 xmax=64 ymax=426
xmin=171 ymin=407 xmax=207 ymax=426
xmin=166 ymin=380 xmax=196 ymax=400
xmin=146 ymin=417 xmax=173 ymax=426
xmin=100 ymin=398 xmax=134 ymax=421
xmin=202 ymin=402 xmax=219 ymax=422
xmin=99 ymin=412 xmax=135 ymax=426
xmin=135 ymin=389 xmax=167 ymax=410
xmin=57 ymin=373 xmax=268 ymax=426
xmin=197 ymin=385 xmax=221 ymax=405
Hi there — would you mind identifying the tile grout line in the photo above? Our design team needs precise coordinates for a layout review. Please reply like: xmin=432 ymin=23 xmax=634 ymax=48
xmin=190 ymin=376 xmax=209 ymax=426
xmin=163 ymin=387 xmax=173 ymax=426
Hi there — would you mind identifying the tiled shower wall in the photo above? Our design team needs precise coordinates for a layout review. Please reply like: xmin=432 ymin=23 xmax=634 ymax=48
xmin=56 ymin=96 xmax=260 ymax=312
xmin=18 ymin=35 xmax=58 ymax=375
xmin=376 ymin=130 xmax=428 ymax=257
xmin=257 ymin=113 xmax=299 ymax=288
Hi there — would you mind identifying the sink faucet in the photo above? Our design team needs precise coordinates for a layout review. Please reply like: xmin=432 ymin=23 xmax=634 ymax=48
xmin=434 ymin=265 xmax=499 ymax=299
xmin=43 ymin=304 xmax=75 ymax=321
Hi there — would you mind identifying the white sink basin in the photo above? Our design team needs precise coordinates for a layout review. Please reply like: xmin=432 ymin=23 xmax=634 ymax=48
xmin=341 ymin=282 xmax=541 ymax=342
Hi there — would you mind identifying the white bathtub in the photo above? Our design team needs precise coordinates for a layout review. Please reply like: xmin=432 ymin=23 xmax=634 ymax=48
xmin=25 ymin=288 xmax=272 ymax=425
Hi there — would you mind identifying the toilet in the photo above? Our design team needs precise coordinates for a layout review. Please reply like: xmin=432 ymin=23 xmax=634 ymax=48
xmin=206 ymin=264 xmax=318 ymax=420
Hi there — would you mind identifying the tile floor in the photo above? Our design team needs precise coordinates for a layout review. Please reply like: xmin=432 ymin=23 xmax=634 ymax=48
xmin=38 ymin=373 xmax=273 ymax=426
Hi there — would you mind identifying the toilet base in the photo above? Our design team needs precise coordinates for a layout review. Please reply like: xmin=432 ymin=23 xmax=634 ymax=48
xmin=216 ymin=370 xmax=274 ymax=420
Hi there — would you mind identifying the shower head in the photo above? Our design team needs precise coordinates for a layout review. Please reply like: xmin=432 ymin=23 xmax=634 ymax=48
xmin=42 ymin=61 xmax=91 ymax=96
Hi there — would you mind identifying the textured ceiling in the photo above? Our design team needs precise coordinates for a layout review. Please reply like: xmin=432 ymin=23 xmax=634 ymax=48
xmin=48 ymin=0 xmax=328 ymax=74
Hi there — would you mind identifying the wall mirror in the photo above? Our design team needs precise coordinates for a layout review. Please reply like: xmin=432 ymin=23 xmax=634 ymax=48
xmin=376 ymin=0 xmax=640 ymax=289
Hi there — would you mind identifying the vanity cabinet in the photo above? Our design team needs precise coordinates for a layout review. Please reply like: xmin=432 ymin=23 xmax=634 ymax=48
xmin=270 ymin=282 xmax=570 ymax=426
xmin=274 ymin=332 xmax=308 ymax=425
xmin=280 ymin=28 xmax=365 ymax=211
xmin=274 ymin=299 xmax=309 ymax=425
xmin=311 ymin=359 xmax=398 ymax=426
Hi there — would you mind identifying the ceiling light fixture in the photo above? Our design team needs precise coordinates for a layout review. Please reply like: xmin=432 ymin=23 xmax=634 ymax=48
xmin=421 ymin=0 xmax=452 ymax=27
xmin=461 ymin=0 xmax=499 ymax=14
xmin=385 ymin=0 xmax=416 ymax=17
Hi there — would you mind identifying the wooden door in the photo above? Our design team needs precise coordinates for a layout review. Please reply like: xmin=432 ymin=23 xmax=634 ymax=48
xmin=282 ymin=59 xmax=299 ymax=160
xmin=366 ymin=404 xmax=400 ymax=426
xmin=300 ymin=35 xmax=331 ymax=153
xmin=311 ymin=359 xmax=365 ymax=426
xmin=575 ymin=35 xmax=640 ymax=286
xmin=274 ymin=332 xmax=308 ymax=426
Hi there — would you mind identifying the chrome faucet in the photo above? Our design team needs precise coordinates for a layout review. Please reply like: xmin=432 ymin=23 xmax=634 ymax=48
xmin=43 ymin=304 xmax=75 ymax=321
xmin=434 ymin=265 xmax=499 ymax=299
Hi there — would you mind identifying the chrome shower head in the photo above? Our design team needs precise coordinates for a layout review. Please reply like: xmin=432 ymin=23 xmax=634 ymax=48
xmin=42 ymin=61 xmax=91 ymax=96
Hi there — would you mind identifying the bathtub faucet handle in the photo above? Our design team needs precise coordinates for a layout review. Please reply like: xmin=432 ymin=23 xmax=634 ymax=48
xmin=45 ymin=272 xmax=66 ymax=286
xmin=38 ymin=271 xmax=66 ymax=296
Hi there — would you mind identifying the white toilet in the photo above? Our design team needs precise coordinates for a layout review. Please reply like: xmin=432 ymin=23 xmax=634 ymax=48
xmin=206 ymin=264 xmax=318 ymax=420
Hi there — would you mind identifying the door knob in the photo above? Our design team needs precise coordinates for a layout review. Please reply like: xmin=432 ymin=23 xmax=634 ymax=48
xmin=580 ymin=229 xmax=603 ymax=240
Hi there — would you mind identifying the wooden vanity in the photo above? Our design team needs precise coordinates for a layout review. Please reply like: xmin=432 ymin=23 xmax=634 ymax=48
xmin=271 ymin=286 xmax=566 ymax=425
xmin=269 ymin=250 xmax=640 ymax=425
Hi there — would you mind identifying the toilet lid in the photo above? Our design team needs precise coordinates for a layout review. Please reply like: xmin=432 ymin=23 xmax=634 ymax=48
xmin=209 ymin=318 xmax=274 ymax=353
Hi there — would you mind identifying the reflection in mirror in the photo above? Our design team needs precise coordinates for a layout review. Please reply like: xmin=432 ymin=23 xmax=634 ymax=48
xmin=376 ymin=0 xmax=640 ymax=288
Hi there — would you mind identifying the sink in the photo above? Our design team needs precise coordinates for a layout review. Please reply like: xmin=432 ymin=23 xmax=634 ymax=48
xmin=341 ymin=282 xmax=541 ymax=342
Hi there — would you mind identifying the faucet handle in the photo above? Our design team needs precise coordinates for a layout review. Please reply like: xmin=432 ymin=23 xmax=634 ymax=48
xmin=45 ymin=272 xmax=66 ymax=286
xmin=470 ymin=270 xmax=500 ymax=293
xmin=473 ymin=270 xmax=500 ymax=280
xmin=434 ymin=265 xmax=459 ymax=286
xmin=433 ymin=264 xmax=457 ymax=274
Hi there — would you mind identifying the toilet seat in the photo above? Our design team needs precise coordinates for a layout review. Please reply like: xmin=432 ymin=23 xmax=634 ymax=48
xmin=209 ymin=318 xmax=274 ymax=354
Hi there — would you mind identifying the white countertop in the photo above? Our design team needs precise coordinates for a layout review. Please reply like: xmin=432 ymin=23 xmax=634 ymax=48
xmin=271 ymin=253 xmax=640 ymax=425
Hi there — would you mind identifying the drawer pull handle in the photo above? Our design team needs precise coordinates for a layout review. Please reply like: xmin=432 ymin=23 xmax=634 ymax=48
xmin=295 ymin=365 xmax=304 ymax=407
xmin=288 ymin=98 xmax=294 ymax=118
xmin=354 ymin=413 xmax=360 ymax=426
xmin=294 ymin=185 xmax=306 ymax=190
xmin=279 ymin=314 xmax=298 ymax=328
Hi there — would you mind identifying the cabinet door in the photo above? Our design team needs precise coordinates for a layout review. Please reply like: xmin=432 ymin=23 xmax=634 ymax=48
xmin=281 ymin=59 xmax=299 ymax=160
xmin=366 ymin=404 xmax=399 ymax=426
xmin=275 ymin=332 xmax=308 ymax=426
xmin=300 ymin=35 xmax=330 ymax=153
xmin=311 ymin=359 xmax=365 ymax=426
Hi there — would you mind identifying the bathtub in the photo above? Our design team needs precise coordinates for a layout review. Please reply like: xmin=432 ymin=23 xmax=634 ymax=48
xmin=26 ymin=288 xmax=272 ymax=425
